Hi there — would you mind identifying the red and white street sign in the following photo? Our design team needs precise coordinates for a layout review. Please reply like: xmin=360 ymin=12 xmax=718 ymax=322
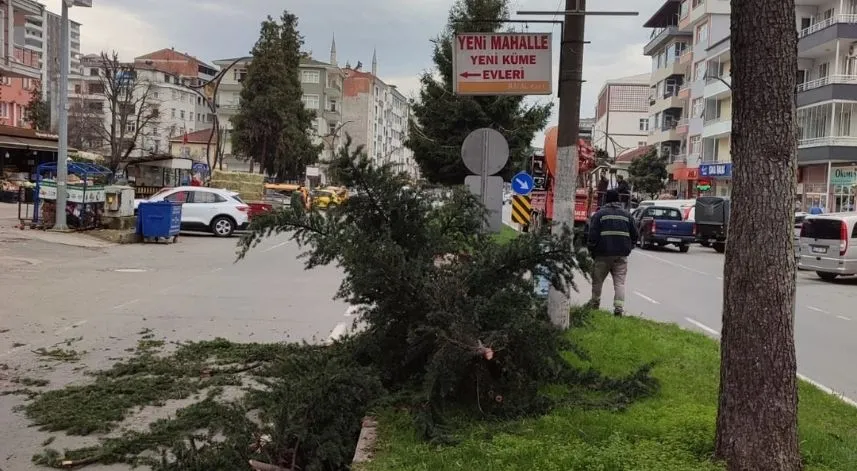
xmin=531 ymin=190 xmax=547 ymax=211
xmin=453 ymin=32 xmax=552 ymax=96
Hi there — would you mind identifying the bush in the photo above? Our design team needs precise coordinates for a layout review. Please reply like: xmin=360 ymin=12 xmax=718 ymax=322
xmin=239 ymin=136 xmax=644 ymax=440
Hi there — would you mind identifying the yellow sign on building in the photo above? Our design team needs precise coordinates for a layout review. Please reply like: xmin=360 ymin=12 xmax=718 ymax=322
xmin=511 ymin=194 xmax=531 ymax=225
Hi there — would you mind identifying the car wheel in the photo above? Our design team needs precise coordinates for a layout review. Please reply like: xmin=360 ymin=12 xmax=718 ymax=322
xmin=713 ymin=242 xmax=726 ymax=253
xmin=211 ymin=216 xmax=235 ymax=237
xmin=679 ymin=244 xmax=689 ymax=253
xmin=817 ymin=271 xmax=838 ymax=282
xmin=641 ymin=235 xmax=652 ymax=250
xmin=700 ymin=241 xmax=710 ymax=247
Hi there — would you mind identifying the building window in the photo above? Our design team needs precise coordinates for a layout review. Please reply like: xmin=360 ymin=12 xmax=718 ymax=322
xmin=180 ymin=110 xmax=185 ymax=119
xmin=693 ymin=60 xmax=706 ymax=81
xmin=234 ymin=69 xmax=247 ymax=82
xmin=89 ymin=68 xmax=99 ymax=76
xmin=171 ymin=108 xmax=176 ymax=118
xmin=690 ymin=135 xmax=701 ymax=155
xmin=301 ymin=70 xmax=320 ymax=83
xmin=328 ymin=122 xmax=337 ymax=135
xmin=0 ymin=102 xmax=8 ymax=118
xmin=639 ymin=118 xmax=649 ymax=131
xmin=88 ymin=83 xmax=104 ymax=94
xmin=328 ymin=98 xmax=338 ymax=112
xmin=152 ymin=91 xmax=159 ymax=99
xmin=301 ymin=94 xmax=320 ymax=109
xmin=695 ymin=22 xmax=709 ymax=45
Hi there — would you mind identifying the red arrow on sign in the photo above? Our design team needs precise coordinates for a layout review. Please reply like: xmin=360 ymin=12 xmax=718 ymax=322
xmin=460 ymin=71 xmax=480 ymax=78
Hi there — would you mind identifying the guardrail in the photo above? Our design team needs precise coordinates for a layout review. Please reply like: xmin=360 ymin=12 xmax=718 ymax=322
xmin=799 ymin=14 xmax=857 ymax=38
xmin=796 ymin=74 xmax=857 ymax=92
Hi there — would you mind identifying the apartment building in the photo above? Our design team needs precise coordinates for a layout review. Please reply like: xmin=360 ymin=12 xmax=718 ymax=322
xmin=592 ymin=73 xmax=651 ymax=159
xmin=213 ymin=38 xmax=345 ymax=175
xmin=69 ymin=54 xmax=203 ymax=157
xmin=643 ymin=0 xmax=693 ymax=194
xmin=679 ymin=0 xmax=732 ymax=197
xmin=135 ymin=48 xmax=218 ymax=133
xmin=341 ymin=50 xmax=417 ymax=178
xmin=794 ymin=0 xmax=857 ymax=211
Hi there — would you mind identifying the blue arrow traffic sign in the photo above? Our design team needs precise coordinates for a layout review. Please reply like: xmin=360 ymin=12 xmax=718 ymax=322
xmin=511 ymin=171 xmax=534 ymax=195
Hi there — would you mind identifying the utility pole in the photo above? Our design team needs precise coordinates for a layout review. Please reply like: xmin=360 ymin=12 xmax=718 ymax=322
xmin=518 ymin=2 xmax=638 ymax=327
xmin=53 ymin=0 xmax=70 ymax=230
xmin=547 ymin=0 xmax=586 ymax=328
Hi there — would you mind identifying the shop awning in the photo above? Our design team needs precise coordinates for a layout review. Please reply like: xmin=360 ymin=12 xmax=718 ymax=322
xmin=0 ymin=135 xmax=72 ymax=152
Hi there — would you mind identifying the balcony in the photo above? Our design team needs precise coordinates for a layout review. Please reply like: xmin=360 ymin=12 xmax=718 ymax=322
xmin=643 ymin=26 xmax=689 ymax=56
xmin=679 ymin=49 xmax=693 ymax=65
xmin=649 ymin=121 xmax=683 ymax=143
xmin=798 ymin=136 xmax=857 ymax=163
xmin=703 ymin=74 xmax=731 ymax=99
xmin=798 ymin=136 xmax=857 ymax=148
xmin=796 ymin=74 xmax=857 ymax=107
xmin=688 ymin=0 xmax=730 ymax=28
xmin=325 ymin=81 xmax=342 ymax=96
xmin=678 ymin=83 xmax=691 ymax=99
xmin=702 ymin=116 xmax=731 ymax=138
xmin=798 ymin=15 xmax=857 ymax=56
xmin=671 ymin=153 xmax=688 ymax=164
xmin=651 ymin=60 xmax=688 ymax=83
xmin=1 ymin=45 xmax=42 ymax=79
xmin=676 ymin=118 xmax=689 ymax=135
xmin=650 ymin=92 xmax=686 ymax=114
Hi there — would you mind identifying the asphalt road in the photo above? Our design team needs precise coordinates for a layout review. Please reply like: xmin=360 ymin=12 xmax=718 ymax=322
xmin=502 ymin=202 xmax=857 ymax=405
xmin=0 ymin=228 xmax=350 ymax=469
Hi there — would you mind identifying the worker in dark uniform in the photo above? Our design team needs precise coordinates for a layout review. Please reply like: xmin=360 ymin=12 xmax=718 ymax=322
xmin=586 ymin=190 xmax=638 ymax=316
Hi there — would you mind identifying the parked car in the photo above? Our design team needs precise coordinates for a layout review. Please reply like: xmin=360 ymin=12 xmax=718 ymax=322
xmin=311 ymin=188 xmax=342 ymax=209
xmin=143 ymin=186 xmax=249 ymax=237
xmin=632 ymin=205 xmax=696 ymax=252
xmin=797 ymin=213 xmax=857 ymax=281
xmin=695 ymin=196 xmax=730 ymax=253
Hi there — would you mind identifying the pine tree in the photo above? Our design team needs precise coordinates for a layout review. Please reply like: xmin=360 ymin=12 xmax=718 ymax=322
xmin=231 ymin=12 xmax=320 ymax=179
xmin=24 ymin=81 xmax=51 ymax=131
xmin=407 ymin=0 xmax=553 ymax=185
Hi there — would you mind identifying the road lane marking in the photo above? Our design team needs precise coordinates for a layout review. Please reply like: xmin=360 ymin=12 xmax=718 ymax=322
xmin=262 ymin=241 xmax=289 ymax=252
xmin=211 ymin=267 xmax=222 ymax=272
xmin=837 ymin=315 xmax=851 ymax=321
xmin=797 ymin=373 xmax=857 ymax=408
xmin=633 ymin=251 xmax=709 ymax=275
xmin=634 ymin=291 xmax=660 ymax=304
xmin=112 ymin=299 xmax=140 ymax=310
xmin=807 ymin=305 xmax=829 ymax=314
xmin=682 ymin=317 xmax=857 ymax=408
xmin=684 ymin=317 xmax=721 ymax=337
xmin=716 ymin=276 xmax=723 ymax=280
xmin=53 ymin=320 xmax=87 ymax=336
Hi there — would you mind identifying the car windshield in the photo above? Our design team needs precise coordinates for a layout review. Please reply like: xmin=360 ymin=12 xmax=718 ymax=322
xmin=148 ymin=188 xmax=173 ymax=200
xmin=648 ymin=208 xmax=682 ymax=220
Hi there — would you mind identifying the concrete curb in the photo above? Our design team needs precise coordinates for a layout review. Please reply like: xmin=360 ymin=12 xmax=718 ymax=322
xmin=351 ymin=416 xmax=378 ymax=469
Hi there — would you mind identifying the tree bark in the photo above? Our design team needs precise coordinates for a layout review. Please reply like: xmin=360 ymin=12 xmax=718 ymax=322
xmin=715 ymin=1 xmax=800 ymax=470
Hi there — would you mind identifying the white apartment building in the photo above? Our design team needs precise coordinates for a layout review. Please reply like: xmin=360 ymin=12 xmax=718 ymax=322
xmin=592 ymin=73 xmax=651 ymax=159
xmin=794 ymin=0 xmax=857 ymax=212
xmin=341 ymin=51 xmax=417 ymax=178
xmin=69 ymin=55 xmax=202 ymax=158
xmin=643 ymin=0 xmax=693 ymax=195
xmin=681 ymin=0 xmax=732 ymax=197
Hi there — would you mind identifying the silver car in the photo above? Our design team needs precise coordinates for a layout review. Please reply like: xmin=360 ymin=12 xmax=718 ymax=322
xmin=797 ymin=213 xmax=857 ymax=281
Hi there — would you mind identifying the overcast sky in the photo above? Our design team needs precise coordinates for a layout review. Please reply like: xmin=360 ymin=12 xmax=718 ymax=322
xmin=45 ymin=0 xmax=664 ymax=146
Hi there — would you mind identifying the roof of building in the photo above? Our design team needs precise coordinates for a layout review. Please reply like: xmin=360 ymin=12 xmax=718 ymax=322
xmin=606 ymin=73 xmax=651 ymax=85
xmin=643 ymin=0 xmax=683 ymax=28
xmin=169 ymin=128 xmax=217 ymax=144
xmin=616 ymin=145 xmax=654 ymax=163
xmin=135 ymin=48 xmax=216 ymax=71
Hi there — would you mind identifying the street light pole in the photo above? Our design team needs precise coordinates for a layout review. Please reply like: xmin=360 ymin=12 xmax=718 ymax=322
xmin=54 ymin=0 xmax=91 ymax=230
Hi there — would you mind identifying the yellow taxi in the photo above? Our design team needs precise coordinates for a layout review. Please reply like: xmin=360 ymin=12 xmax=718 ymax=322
xmin=311 ymin=188 xmax=342 ymax=209
xmin=323 ymin=186 xmax=348 ymax=201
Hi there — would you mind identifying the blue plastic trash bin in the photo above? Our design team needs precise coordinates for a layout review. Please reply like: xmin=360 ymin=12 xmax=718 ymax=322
xmin=137 ymin=201 xmax=182 ymax=238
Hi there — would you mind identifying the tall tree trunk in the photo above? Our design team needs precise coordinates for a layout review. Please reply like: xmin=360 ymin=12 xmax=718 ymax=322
xmin=715 ymin=1 xmax=800 ymax=470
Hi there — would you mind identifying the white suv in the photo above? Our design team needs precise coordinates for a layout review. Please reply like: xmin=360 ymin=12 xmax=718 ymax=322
xmin=143 ymin=186 xmax=249 ymax=237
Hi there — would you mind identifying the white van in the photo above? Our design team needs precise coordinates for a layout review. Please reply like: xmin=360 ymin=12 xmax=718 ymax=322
xmin=639 ymin=199 xmax=696 ymax=220
xmin=797 ymin=213 xmax=857 ymax=281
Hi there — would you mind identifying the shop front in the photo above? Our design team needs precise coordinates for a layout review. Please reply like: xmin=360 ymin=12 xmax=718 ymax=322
xmin=698 ymin=162 xmax=732 ymax=197
xmin=797 ymin=163 xmax=829 ymax=211
xmin=671 ymin=164 xmax=699 ymax=198
xmin=829 ymin=165 xmax=857 ymax=212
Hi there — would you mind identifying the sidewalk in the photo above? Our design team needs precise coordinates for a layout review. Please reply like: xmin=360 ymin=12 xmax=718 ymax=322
xmin=0 ymin=202 xmax=115 ymax=248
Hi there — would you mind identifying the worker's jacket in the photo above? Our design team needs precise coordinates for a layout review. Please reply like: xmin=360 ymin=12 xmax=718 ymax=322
xmin=587 ymin=202 xmax=637 ymax=257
